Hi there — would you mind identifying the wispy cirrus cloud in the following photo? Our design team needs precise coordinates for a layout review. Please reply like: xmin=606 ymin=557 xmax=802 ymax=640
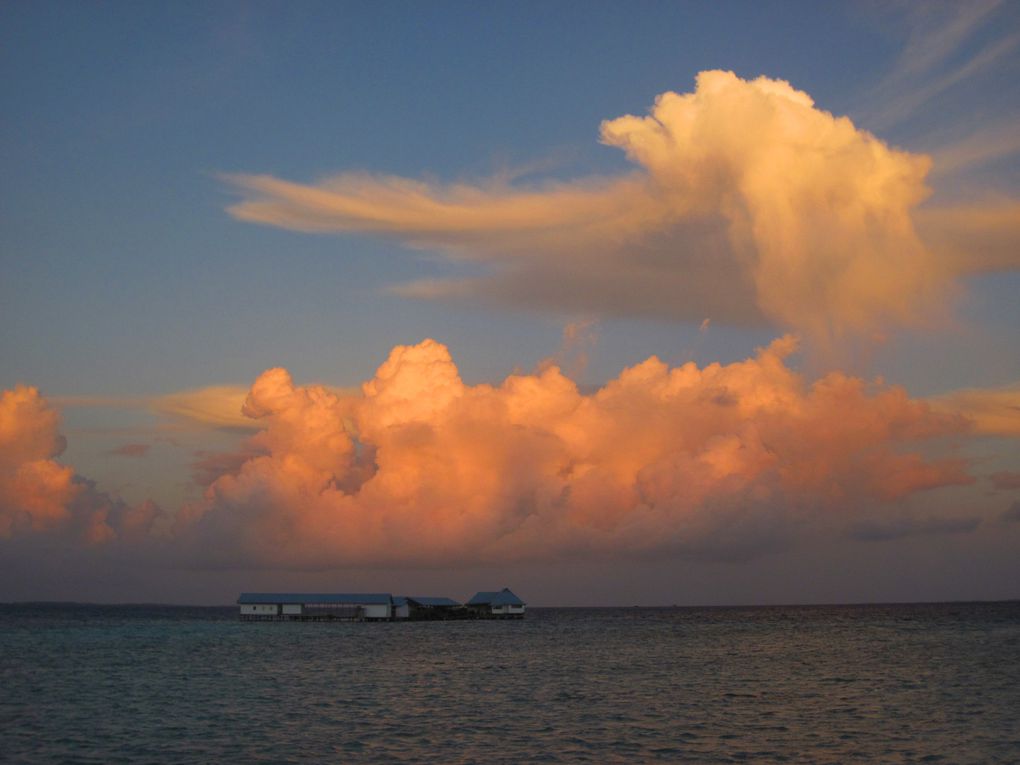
xmin=858 ymin=1 xmax=1014 ymax=129
xmin=857 ymin=1 xmax=1020 ymax=184
xmin=928 ymin=122 xmax=1020 ymax=178
xmin=149 ymin=385 xmax=259 ymax=432
xmin=929 ymin=382 xmax=1020 ymax=437
xmin=915 ymin=200 xmax=1020 ymax=274
xmin=53 ymin=386 xmax=261 ymax=432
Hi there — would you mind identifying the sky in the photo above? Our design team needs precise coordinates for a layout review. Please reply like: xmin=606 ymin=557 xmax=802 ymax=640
xmin=1 ymin=1 xmax=1019 ymax=606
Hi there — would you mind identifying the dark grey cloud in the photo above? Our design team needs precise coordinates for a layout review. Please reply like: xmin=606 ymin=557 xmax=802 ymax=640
xmin=1000 ymin=502 xmax=1020 ymax=524
xmin=989 ymin=471 xmax=1020 ymax=491
xmin=849 ymin=515 xmax=981 ymax=542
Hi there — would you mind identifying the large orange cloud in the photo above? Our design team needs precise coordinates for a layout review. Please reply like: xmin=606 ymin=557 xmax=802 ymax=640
xmin=226 ymin=71 xmax=956 ymax=346
xmin=0 ymin=386 xmax=77 ymax=536
xmin=180 ymin=338 xmax=973 ymax=568
xmin=0 ymin=385 xmax=163 ymax=542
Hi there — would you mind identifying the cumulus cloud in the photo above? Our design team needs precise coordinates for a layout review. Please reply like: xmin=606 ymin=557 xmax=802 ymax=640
xmin=190 ymin=445 xmax=267 ymax=487
xmin=226 ymin=71 xmax=953 ymax=347
xmin=0 ymin=386 xmax=78 ymax=537
xmin=0 ymin=385 xmax=164 ymax=542
xmin=176 ymin=337 xmax=973 ymax=568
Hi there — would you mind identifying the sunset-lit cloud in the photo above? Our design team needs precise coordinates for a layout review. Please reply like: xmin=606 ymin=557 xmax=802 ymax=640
xmin=51 ymin=386 xmax=266 ymax=434
xmin=0 ymin=386 xmax=77 ymax=537
xmin=5 ymin=0 xmax=1018 ymax=608
xmin=172 ymin=337 xmax=973 ymax=568
xmin=3 ymin=327 xmax=1006 ymax=577
xmin=0 ymin=386 xmax=164 ymax=542
xmin=7 ymin=337 xmax=1010 ymax=568
xmin=150 ymin=385 xmax=261 ymax=431
xmin=915 ymin=200 xmax=1020 ymax=273
xmin=928 ymin=382 xmax=1020 ymax=437
xmin=190 ymin=445 xmax=266 ymax=487
xmin=226 ymin=71 xmax=958 ymax=347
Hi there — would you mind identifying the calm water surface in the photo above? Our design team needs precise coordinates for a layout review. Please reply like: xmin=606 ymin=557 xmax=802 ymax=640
xmin=2 ymin=602 xmax=1019 ymax=763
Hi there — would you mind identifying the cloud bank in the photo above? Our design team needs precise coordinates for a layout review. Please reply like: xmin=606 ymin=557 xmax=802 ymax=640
xmin=227 ymin=71 xmax=958 ymax=347
xmin=168 ymin=337 xmax=973 ymax=568
xmin=3 ymin=340 xmax=997 ymax=569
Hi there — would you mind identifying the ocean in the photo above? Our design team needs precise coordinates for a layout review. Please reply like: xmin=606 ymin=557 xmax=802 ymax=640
xmin=2 ymin=602 xmax=1018 ymax=763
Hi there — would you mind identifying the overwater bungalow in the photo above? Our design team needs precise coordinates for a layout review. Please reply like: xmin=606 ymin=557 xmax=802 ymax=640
xmin=465 ymin=588 xmax=526 ymax=618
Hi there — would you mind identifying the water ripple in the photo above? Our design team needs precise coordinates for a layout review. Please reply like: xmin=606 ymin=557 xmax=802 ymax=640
xmin=2 ymin=602 xmax=1019 ymax=763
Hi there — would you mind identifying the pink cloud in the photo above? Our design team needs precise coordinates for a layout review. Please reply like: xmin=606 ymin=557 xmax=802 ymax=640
xmin=178 ymin=337 xmax=973 ymax=568
xmin=1 ymin=339 xmax=981 ymax=566
xmin=0 ymin=385 xmax=164 ymax=542
xmin=0 ymin=386 xmax=78 ymax=537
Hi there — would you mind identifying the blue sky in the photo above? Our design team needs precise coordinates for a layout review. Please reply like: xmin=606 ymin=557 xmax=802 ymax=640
xmin=1 ymin=2 xmax=1018 ymax=604
xmin=2 ymin=2 xmax=1017 ymax=392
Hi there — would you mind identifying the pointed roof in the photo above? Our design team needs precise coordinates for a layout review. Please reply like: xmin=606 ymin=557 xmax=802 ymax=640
xmin=466 ymin=591 xmax=499 ymax=605
xmin=466 ymin=587 xmax=525 ymax=606
xmin=407 ymin=596 xmax=461 ymax=607
xmin=490 ymin=589 xmax=525 ymax=606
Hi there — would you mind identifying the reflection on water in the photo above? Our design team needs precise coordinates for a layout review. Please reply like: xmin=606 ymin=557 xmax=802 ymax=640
xmin=2 ymin=602 xmax=1019 ymax=763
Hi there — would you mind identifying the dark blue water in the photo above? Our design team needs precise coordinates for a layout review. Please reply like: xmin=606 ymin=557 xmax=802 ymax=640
xmin=2 ymin=602 xmax=1019 ymax=763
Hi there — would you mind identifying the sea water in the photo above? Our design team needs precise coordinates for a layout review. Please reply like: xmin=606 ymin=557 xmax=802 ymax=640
xmin=2 ymin=602 xmax=1018 ymax=763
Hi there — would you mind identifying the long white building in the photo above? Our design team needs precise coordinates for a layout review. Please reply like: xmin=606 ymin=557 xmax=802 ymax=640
xmin=237 ymin=593 xmax=395 ymax=620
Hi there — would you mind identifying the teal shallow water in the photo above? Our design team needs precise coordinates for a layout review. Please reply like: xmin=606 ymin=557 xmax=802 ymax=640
xmin=2 ymin=602 xmax=1019 ymax=763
